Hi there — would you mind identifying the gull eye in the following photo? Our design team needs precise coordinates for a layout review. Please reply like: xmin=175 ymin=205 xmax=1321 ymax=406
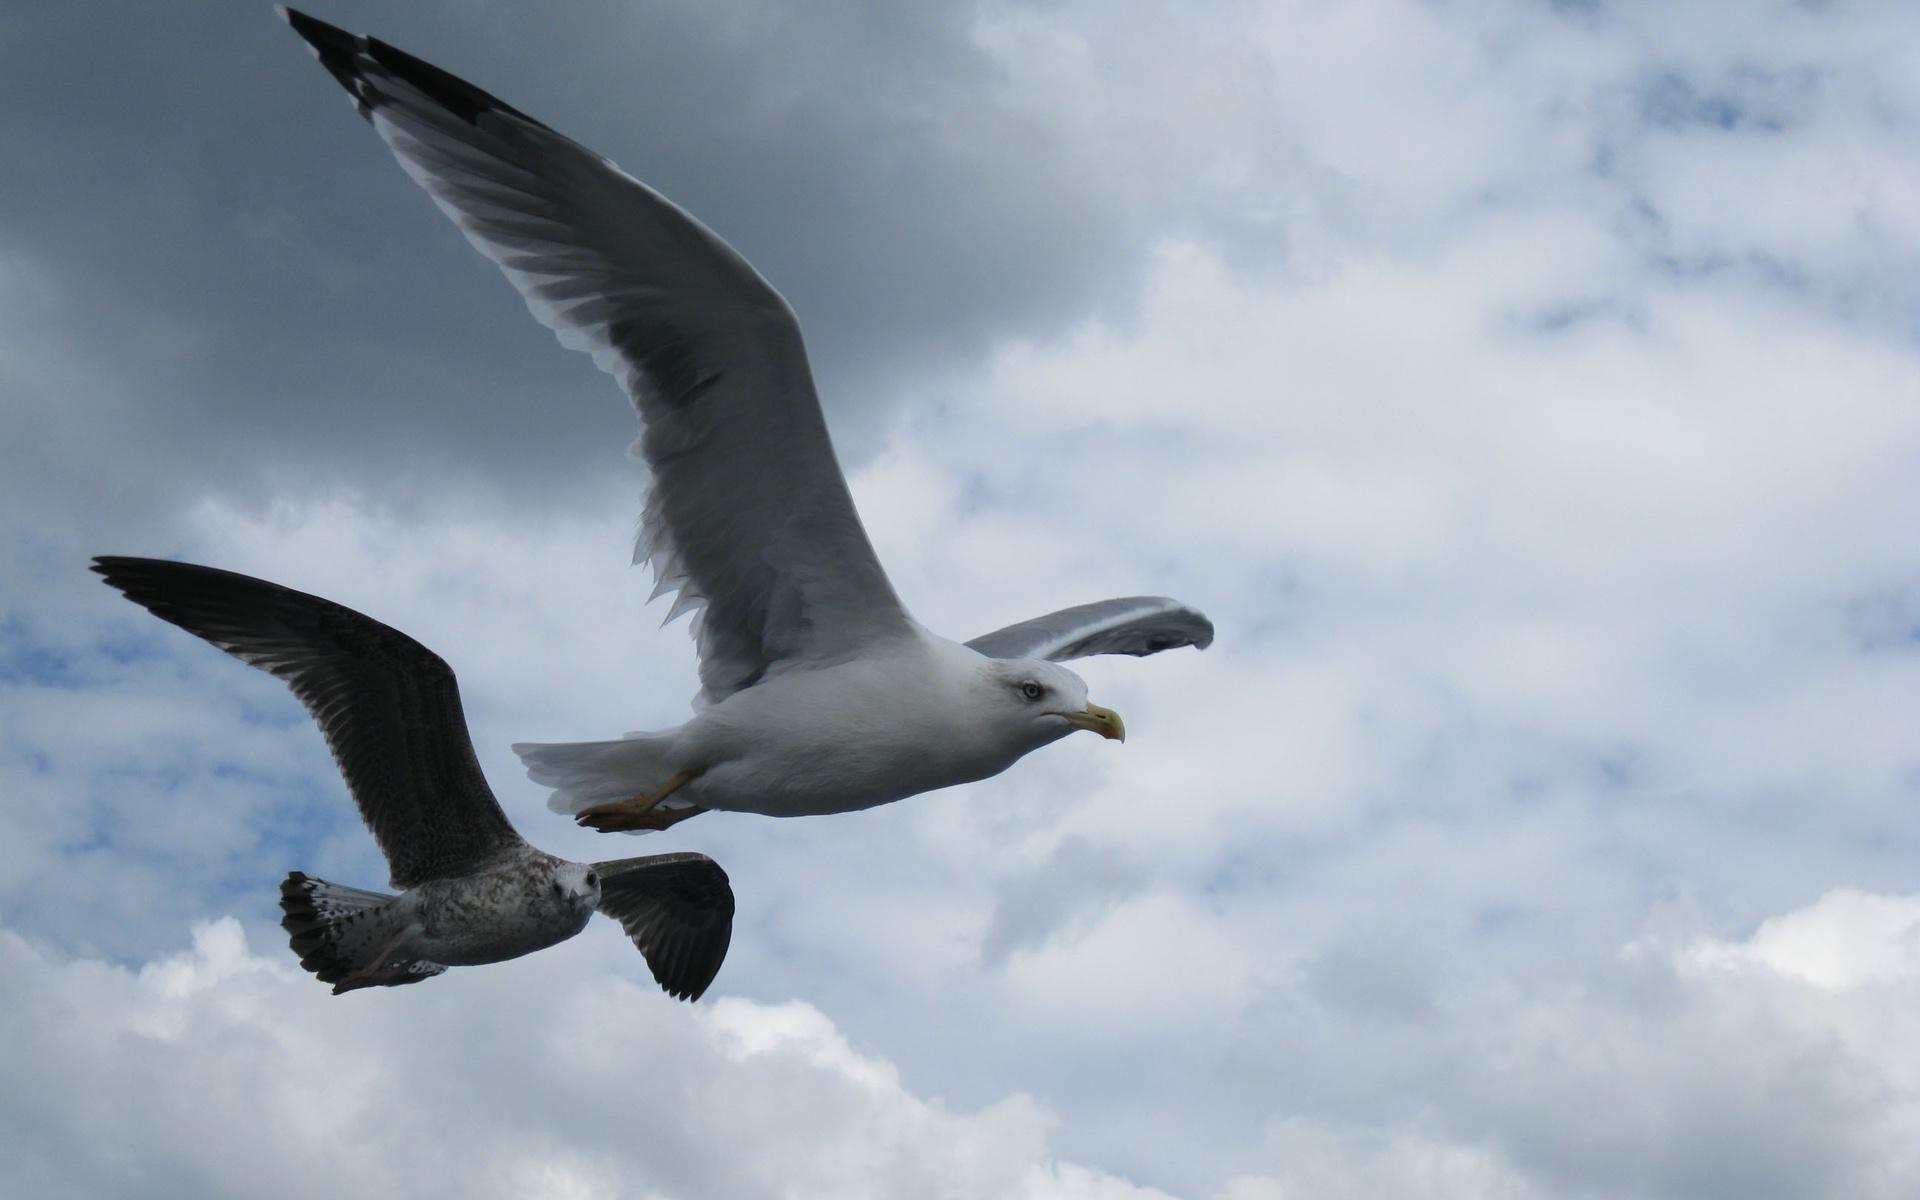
xmin=584 ymin=871 xmax=598 ymax=888
xmin=1019 ymin=681 xmax=1044 ymax=701
xmin=551 ymin=880 xmax=565 ymax=898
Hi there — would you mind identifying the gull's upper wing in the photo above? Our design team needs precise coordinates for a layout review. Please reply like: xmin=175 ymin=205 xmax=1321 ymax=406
xmin=965 ymin=596 xmax=1215 ymax=662
xmin=593 ymin=851 xmax=735 ymax=1001
xmin=92 ymin=556 xmax=524 ymax=889
xmin=281 ymin=8 xmax=914 ymax=704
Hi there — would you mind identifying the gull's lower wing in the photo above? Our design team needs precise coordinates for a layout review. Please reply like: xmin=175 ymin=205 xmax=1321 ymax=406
xmin=279 ymin=8 xmax=914 ymax=703
xmin=965 ymin=596 xmax=1215 ymax=662
xmin=594 ymin=852 xmax=735 ymax=1001
xmin=92 ymin=556 xmax=524 ymax=888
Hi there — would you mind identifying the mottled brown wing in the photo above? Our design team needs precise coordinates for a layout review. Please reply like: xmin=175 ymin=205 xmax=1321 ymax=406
xmin=594 ymin=852 xmax=735 ymax=1001
xmin=93 ymin=556 xmax=524 ymax=888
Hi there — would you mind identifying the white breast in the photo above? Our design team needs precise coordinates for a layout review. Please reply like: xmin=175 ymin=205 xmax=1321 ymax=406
xmin=681 ymin=633 xmax=1036 ymax=816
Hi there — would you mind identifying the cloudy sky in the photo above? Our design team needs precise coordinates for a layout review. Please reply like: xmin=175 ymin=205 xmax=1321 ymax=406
xmin=4 ymin=0 xmax=1918 ymax=1196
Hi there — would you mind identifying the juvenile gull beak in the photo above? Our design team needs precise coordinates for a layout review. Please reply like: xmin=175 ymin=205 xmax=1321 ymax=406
xmin=1057 ymin=704 xmax=1126 ymax=742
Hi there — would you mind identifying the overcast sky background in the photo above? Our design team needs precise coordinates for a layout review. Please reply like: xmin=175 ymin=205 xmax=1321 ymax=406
xmin=3 ymin=0 xmax=1919 ymax=1197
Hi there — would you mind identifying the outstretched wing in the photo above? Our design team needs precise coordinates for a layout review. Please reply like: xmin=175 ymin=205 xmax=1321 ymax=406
xmin=92 ymin=556 xmax=524 ymax=889
xmin=594 ymin=851 xmax=735 ymax=1001
xmin=280 ymin=8 xmax=915 ymax=705
xmin=965 ymin=596 xmax=1215 ymax=662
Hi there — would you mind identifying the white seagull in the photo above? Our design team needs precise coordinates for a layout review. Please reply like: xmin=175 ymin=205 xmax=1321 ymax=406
xmin=281 ymin=9 xmax=1213 ymax=834
xmin=94 ymin=557 xmax=735 ymax=1000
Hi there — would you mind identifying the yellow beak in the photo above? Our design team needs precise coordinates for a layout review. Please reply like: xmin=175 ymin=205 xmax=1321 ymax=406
xmin=1056 ymin=703 xmax=1126 ymax=742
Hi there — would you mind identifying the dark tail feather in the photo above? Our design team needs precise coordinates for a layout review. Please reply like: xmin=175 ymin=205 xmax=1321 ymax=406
xmin=279 ymin=871 xmax=445 ymax=994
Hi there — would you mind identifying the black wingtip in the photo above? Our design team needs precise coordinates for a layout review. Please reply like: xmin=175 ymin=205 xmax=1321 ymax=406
xmin=91 ymin=555 xmax=177 ymax=599
xmin=91 ymin=555 xmax=136 ymax=603
xmin=278 ymin=7 xmax=356 ymax=61
xmin=1174 ymin=612 xmax=1215 ymax=654
xmin=277 ymin=5 xmax=543 ymax=130
xmin=92 ymin=555 xmax=240 ymax=601
xmin=91 ymin=557 xmax=258 ymax=652
xmin=278 ymin=6 xmax=378 ymax=122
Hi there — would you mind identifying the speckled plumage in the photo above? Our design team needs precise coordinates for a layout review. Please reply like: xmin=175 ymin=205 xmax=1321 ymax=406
xmin=95 ymin=556 xmax=733 ymax=1001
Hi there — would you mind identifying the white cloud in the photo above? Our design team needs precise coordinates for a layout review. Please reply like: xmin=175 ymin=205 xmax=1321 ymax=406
xmin=0 ymin=917 xmax=1176 ymax=1200
xmin=9 ymin=888 xmax=1918 ymax=1200
xmin=1216 ymin=888 xmax=1920 ymax=1200
xmin=1682 ymin=887 xmax=1920 ymax=989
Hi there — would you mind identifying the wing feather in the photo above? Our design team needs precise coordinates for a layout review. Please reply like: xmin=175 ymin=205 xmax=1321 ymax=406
xmin=281 ymin=8 xmax=914 ymax=704
xmin=965 ymin=596 xmax=1214 ymax=662
xmin=593 ymin=851 xmax=735 ymax=1001
xmin=92 ymin=556 xmax=524 ymax=888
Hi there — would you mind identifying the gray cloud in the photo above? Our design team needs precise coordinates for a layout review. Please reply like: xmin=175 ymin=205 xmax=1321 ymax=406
xmin=981 ymin=835 xmax=1152 ymax=966
xmin=4 ymin=0 xmax=1920 ymax=1196
xmin=0 ymin=0 xmax=1295 ymax=544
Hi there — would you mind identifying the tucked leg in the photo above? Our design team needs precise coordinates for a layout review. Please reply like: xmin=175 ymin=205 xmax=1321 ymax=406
xmin=331 ymin=927 xmax=417 ymax=994
xmin=576 ymin=767 xmax=708 ymax=833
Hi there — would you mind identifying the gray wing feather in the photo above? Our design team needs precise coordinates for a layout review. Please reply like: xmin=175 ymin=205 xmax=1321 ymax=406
xmin=594 ymin=852 xmax=735 ymax=1001
xmin=965 ymin=596 xmax=1215 ymax=662
xmin=281 ymin=9 xmax=914 ymax=704
xmin=92 ymin=556 xmax=524 ymax=889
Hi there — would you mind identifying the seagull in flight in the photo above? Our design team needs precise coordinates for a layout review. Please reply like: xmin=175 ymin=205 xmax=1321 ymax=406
xmin=95 ymin=556 xmax=734 ymax=1000
xmin=280 ymin=8 xmax=1214 ymax=835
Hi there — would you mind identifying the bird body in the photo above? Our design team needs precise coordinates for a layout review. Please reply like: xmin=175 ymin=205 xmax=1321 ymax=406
xmin=392 ymin=852 xmax=598 ymax=968
xmin=278 ymin=855 xmax=596 ymax=990
xmin=521 ymin=632 xmax=1104 ymax=820
xmin=277 ymin=9 xmax=1211 ymax=837
xmin=94 ymin=556 xmax=734 ymax=999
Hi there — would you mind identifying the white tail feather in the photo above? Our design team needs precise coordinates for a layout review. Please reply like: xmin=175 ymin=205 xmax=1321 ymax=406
xmin=513 ymin=733 xmax=687 ymax=815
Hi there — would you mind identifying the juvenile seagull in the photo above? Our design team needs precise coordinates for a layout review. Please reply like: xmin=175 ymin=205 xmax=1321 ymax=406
xmin=93 ymin=557 xmax=734 ymax=1000
xmin=280 ymin=10 xmax=1214 ymax=834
